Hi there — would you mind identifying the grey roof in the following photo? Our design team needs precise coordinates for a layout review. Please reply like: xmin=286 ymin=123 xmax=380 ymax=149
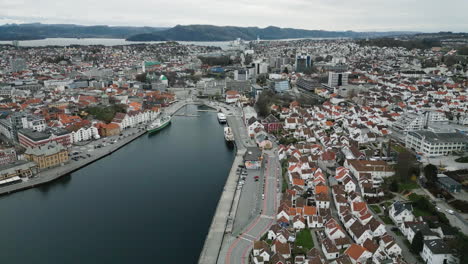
xmin=438 ymin=176 xmax=461 ymax=187
xmin=264 ymin=114 xmax=280 ymax=123
xmin=424 ymin=239 xmax=454 ymax=255
xmin=408 ymin=222 xmax=435 ymax=236
xmin=408 ymin=130 xmax=468 ymax=144
xmin=19 ymin=127 xmax=69 ymax=141
xmin=244 ymin=147 xmax=262 ymax=161
xmin=392 ymin=201 xmax=413 ymax=216
xmin=0 ymin=160 xmax=36 ymax=174
xmin=25 ymin=142 xmax=66 ymax=156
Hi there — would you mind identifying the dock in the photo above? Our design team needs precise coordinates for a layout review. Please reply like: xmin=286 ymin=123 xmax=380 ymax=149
xmin=0 ymin=100 xmax=189 ymax=197
xmin=198 ymin=103 xmax=250 ymax=264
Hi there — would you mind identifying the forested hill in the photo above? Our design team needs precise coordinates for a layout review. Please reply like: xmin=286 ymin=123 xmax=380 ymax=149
xmin=126 ymin=25 xmax=417 ymax=41
xmin=0 ymin=23 xmax=168 ymax=40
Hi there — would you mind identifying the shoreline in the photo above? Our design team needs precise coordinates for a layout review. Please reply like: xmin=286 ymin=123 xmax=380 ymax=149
xmin=198 ymin=104 xmax=247 ymax=264
xmin=0 ymin=101 xmax=189 ymax=197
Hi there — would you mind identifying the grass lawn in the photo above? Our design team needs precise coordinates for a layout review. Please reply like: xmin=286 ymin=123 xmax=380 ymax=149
xmin=413 ymin=207 xmax=431 ymax=217
xmin=399 ymin=181 xmax=419 ymax=192
xmin=370 ymin=205 xmax=382 ymax=214
xmin=384 ymin=201 xmax=393 ymax=208
xmin=392 ymin=144 xmax=407 ymax=153
xmin=455 ymin=156 xmax=468 ymax=163
xmin=295 ymin=229 xmax=314 ymax=250
xmin=381 ymin=215 xmax=394 ymax=225
xmin=394 ymin=230 xmax=404 ymax=237
xmin=281 ymin=174 xmax=288 ymax=193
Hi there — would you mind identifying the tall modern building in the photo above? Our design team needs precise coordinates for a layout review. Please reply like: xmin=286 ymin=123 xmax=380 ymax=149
xmin=295 ymin=53 xmax=312 ymax=72
xmin=234 ymin=69 xmax=249 ymax=81
xmin=328 ymin=72 xmax=349 ymax=87
xmin=252 ymin=61 xmax=268 ymax=75
xmin=10 ymin=58 xmax=26 ymax=73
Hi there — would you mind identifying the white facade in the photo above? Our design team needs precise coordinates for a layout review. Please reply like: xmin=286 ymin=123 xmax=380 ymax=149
xmin=421 ymin=240 xmax=459 ymax=264
xmin=405 ymin=131 xmax=467 ymax=157
xmin=70 ymin=126 xmax=100 ymax=144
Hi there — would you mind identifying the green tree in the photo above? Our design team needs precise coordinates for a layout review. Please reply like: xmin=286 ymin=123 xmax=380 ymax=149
xmin=390 ymin=179 xmax=399 ymax=192
xmin=255 ymin=90 xmax=275 ymax=117
xmin=424 ymin=164 xmax=438 ymax=184
xmin=135 ymin=72 xmax=147 ymax=83
xmin=411 ymin=231 xmax=424 ymax=254
xmin=396 ymin=150 xmax=417 ymax=183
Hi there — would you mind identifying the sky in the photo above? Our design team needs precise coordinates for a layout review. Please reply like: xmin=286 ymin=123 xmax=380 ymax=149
xmin=1 ymin=0 xmax=468 ymax=32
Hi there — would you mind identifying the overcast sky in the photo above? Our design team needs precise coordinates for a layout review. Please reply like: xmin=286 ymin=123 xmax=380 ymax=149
xmin=1 ymin=0 xmax=467 ymax=32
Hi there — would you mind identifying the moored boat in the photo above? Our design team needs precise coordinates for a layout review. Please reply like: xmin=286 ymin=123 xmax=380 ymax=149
xmin=217 ymin=112 xmax=226 ymax=124
xmin=224 ymin=126 xmax=234 ymax=142
xmin=147 ymin=116 xmax=172 ymax=134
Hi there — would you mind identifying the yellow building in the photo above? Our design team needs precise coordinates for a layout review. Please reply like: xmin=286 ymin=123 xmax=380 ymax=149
xmin=24 ymin=142 xmax=69 ymax=169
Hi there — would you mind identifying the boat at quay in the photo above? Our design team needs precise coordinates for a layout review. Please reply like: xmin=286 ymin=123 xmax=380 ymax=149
xmin=217 ymin=112 xmax=226 ymax=124
xmin=147 ymin=116 xmax=172 ymax=133
xmin=224 ymin=126 xmax=234 ymax=142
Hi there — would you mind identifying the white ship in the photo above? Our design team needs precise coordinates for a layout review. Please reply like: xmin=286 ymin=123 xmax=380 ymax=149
xmin=224 ymin=127 xmax=234 ymax=142
xmin=217 ymin=112 xmax=227 ymax=124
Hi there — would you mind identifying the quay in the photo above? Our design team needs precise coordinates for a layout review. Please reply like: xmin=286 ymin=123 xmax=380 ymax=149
xmin=0 ymin=100 xmax=189 ymax=196
xmin=198 ymin=102 xmax=250 ymax=264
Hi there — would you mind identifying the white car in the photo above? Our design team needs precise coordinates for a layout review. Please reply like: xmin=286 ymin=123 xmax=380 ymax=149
xmin=445 ymin=209 xmax=454 ymax=215
xmin=262 ymin=194 xmax=265 ymax=200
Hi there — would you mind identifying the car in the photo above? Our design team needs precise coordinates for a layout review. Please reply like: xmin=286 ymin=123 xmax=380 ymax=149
xmin=445 ymin=209 xmax=454 ymax=215
xmin=238 ymin=165 xmax=245 ymax=168
xmin=261 ymin=194 xmax=264 ymax=200
xmin=254 ymin=176 xmax=259 ymax=181
xmin=436 ymin=207 xmax=441 ymax=211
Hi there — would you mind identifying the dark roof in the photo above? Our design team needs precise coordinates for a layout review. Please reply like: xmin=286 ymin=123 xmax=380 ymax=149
xmin=264 ymin=114 xmax=280 ymax=123
xmin=247 ymin=116 xmax=258 ymax=126
xmin=19 ymin=127 xmax=69 ymax=141
xmin=408 ymin=222 xmax=435 ymax=236
xmin=392 ymin=201 xmax=413 ymax=216
xmin=424 ymin=239 xmax=454 ymax=255
xmin=244 ymin=147 xmax=262 ymax=161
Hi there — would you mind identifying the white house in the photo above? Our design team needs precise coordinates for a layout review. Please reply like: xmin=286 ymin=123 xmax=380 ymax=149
xmin=345 ymin=244 xmax=373 ymax=264
xmin=292 ymin=215 xmax=306 ymax=230
xmin=343 ymin=176 xmax=357 ymax=193
xmin=349 ymin=221 xmax=373 ymax=244
xmin=322 ymin=238 xmax=340 ymax=260
xmin=69 ymin=125 xmax=100 ymax=144
xmin=421 ymin=239 xmax=459 ymax=264
xmin=389 ymin=201 xmax=415 ymax=226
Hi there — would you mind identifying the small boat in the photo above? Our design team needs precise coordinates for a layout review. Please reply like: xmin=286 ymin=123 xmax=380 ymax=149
xmin=147 ymin=116 xmax=172 ymax=133
xmin=217 ymin=112 xmax=226 ymax=124
xmin=224 ymin=126 xmax=234 ymax=142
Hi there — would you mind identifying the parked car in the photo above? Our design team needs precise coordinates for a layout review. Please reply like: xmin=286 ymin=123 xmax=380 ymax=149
xmin=261 ymin=194 xmax=264 ymax=200
xmin=436 ymin=207 xmax=441 ymax=211
xmin=445 ymin=209 xmax=454 ymax=215
xmin=254 ymin=176 xmax=259 ymax=181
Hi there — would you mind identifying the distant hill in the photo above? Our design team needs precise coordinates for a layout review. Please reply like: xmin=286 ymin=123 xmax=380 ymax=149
xmin=0 ymin=23 xmax=419 ymax=41
xmin=0 ymin=23 xmax=168 ymax=40
xmin=126 ymin=25 xmax=418 ymax=41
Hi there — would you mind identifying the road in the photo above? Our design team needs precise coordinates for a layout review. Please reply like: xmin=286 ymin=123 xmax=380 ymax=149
xmin=0 ymin=100 xmax=189 ymax=196
xmin=219 ymin=150 xmax=280 ymax=264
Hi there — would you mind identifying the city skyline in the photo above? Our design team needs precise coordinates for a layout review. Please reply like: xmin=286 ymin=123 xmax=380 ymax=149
xmin=1 ymin=0 xmax=468 ymax=32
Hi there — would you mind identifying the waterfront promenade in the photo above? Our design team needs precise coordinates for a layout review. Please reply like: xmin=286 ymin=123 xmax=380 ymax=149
xmin=0 ymin=100 xmax=188 ymax=196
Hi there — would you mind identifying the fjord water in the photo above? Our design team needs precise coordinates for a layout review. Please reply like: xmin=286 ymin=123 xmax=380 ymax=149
xmin=0 ymin=105 xmax=234 ymax=263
